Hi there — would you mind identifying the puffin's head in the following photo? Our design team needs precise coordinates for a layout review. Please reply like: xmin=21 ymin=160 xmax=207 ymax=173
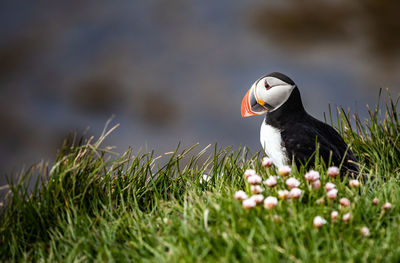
xmin=241 ymin=72 xmax=296 ymax=117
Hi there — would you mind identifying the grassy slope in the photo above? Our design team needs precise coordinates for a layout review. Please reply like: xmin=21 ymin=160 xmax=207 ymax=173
xmin=1 ymin=94 xmax=399 ymax=262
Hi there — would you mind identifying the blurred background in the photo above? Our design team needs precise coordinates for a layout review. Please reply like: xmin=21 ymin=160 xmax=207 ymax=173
xmin=1 ymin=0 xmax=400 ymax=184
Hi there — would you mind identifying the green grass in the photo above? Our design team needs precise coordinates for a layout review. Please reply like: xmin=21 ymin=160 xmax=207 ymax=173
xmin=1 ymin=92 xmax=400 ymax=262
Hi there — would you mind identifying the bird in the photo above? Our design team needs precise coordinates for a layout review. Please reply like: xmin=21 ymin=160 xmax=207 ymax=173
xmin=241 ymin=72 xmax=358 ymax=176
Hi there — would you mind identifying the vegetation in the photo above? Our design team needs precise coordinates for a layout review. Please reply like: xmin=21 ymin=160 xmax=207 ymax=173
xmin=1 ymin=93 xmax=399 ymax=262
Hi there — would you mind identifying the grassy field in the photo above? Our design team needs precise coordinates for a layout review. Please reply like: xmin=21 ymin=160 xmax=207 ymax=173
xmin=1 ymin=93 xmax=399 ymax=262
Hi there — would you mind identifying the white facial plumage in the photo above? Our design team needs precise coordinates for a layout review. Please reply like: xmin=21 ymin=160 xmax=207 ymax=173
xmin=253 ymin=76 xmax=295 ymax=111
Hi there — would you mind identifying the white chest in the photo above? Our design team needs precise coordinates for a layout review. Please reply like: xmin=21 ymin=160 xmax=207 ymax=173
xmin=260 ymin=120 xmax=288 ymax=168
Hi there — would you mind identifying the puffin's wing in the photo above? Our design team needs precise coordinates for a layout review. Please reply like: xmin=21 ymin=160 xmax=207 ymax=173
xmin=282 ymin=119 xmax=357 ymax=172
xmin=310 ymin=118 xmax=358 ymax=172
xmin=281 ymin=124 xmax=336 ymax=166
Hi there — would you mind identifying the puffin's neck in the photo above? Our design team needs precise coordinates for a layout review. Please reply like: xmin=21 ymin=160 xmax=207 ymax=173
xmin=264 ymin=87 xmax=307 ymax=128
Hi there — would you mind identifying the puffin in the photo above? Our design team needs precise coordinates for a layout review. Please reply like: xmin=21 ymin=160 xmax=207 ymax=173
xmin=241 ymin=72 xmax=358 ymax=175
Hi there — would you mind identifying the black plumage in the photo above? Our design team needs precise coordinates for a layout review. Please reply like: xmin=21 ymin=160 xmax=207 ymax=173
xmin=264 ymin=76 xmax=358 ymax=175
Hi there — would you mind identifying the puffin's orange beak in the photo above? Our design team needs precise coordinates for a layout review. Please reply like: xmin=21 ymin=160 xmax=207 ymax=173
xmin=241 ymin=88 xmax=257 ymax=117
xmin=241 ymin=86 xmax=269 ymax=118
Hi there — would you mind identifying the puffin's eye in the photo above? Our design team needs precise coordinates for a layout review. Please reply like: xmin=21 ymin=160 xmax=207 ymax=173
xmin=264 ymin=80 xmax=271 ymax=90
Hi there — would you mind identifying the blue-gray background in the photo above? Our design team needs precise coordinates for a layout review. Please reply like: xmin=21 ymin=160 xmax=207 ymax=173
xmin=1 ymin=0 xmax=400 ymax=184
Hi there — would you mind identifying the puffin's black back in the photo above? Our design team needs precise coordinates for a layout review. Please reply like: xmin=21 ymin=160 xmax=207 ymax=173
xmin=265 ymin=87 xmax=358 ymax=175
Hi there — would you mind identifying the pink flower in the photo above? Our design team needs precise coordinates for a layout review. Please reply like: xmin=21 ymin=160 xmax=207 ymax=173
xmin=264 ymin=196 xmax=278 ymax=210
xmin=234 ymin=190 xmax=248 ymax=201
xmin=242 ymin=198 xmax=256 ymax=210
xmin=262 ymin=157 xmax=273 ymax=168
xmin=313 ymin=216 xmax=327 ymax=228
xmin=327 ymin=189 xmax=338 ymax=200
xmin=372 ymin=198 xmax=379 ymax=206
xmin=247 ymin=174 xmax=262 ymax=185
xmin=264 ymin=176 xmax=277 ymax=187
xmin=278 ymin=166 xmax=291 ymax=177
xmin=360 ymin=227 xmax=370 ymax=237
xmin=289 ymin=188 xmax=302 ymax=199
xmin=316 ymin=198 xmax=325 ymax=205
xmin=244 ymin=169 xmax=256 ymax=179
xmin=327 ymin=166 xmax=339 ymax=178
xmin=349 ymin=179 xmax=360 ymax=188
xmin=331 ymin=211 xmax=339 ymax=222
xmin=305 ymin=170 xmax=320 ymax=182
xmin=250 ymin=185 xmax=264 ymax=194
xmin=339 ymin=197 xmax=350 ymax=208
xmin=278 ymin=190 xmax=290 ymax=200
xmin=286 ymin=177 xmax=300 ymax=189
xmin=342 ymin=212 xmax=352 ymax=222
xmin=383 ymin=202 xmax=392 ymax=211
xmin=325 ymin=182 xmax=336 ymax=192
xmin=312 ymin=180 xmax=321 ymax=190
xmin=250 ymin=194 xmax=264 ymax=205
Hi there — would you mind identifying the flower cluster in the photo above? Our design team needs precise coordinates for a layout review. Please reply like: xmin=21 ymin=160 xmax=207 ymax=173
xmin=233 ymin=159 xmax=393 ymax=236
